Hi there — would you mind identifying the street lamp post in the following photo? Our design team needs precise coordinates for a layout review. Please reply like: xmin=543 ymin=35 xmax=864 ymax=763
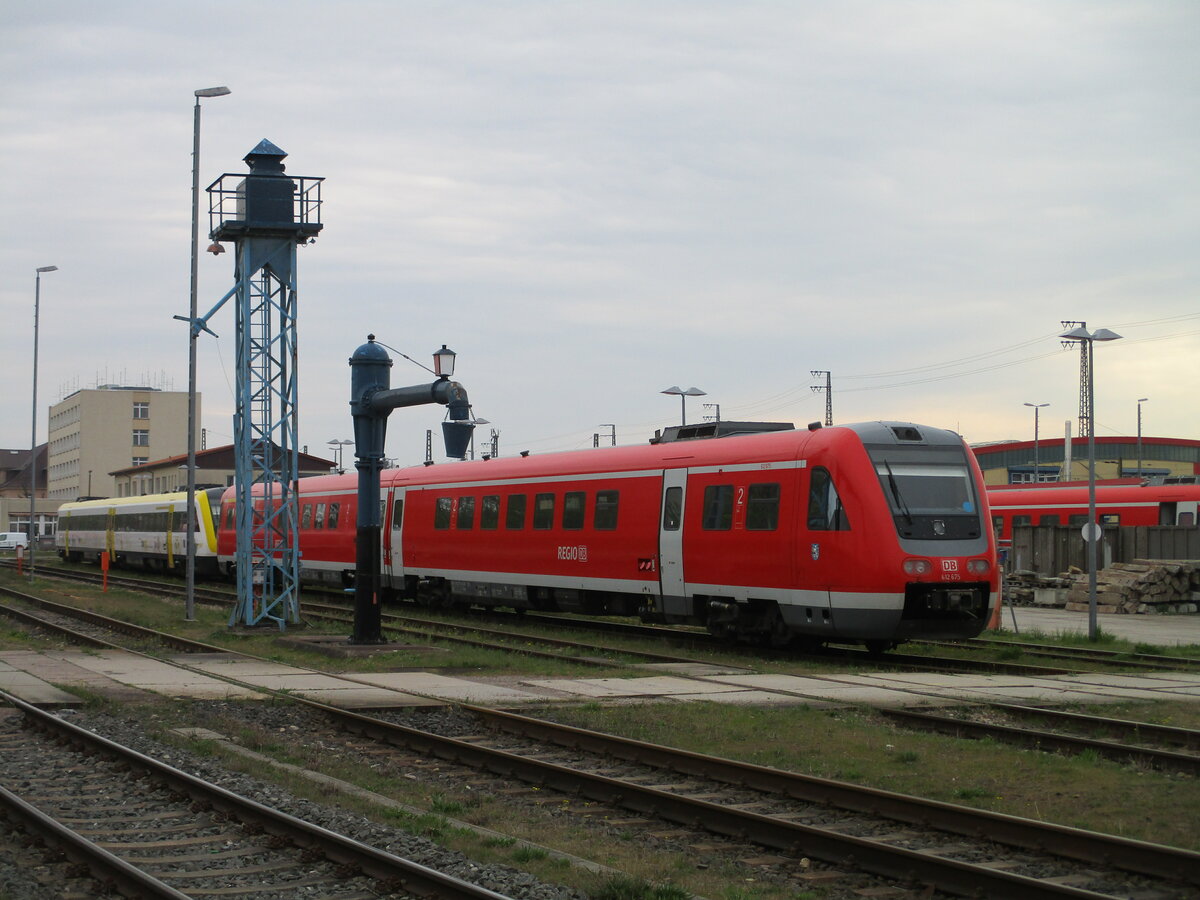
xmin=29 ymin=265 xmax=57 ymax=580
xmin=327 ymin=439 xmax=353 ymax=473
xmin=661 ymin=386 xmax=706 ymax=426
xmin=1136 ymin=398 xmax=1149 ymax=477
xmin=1023 ymin=402 xmax=1049 ymax=483
xmin=185 ymin=85 xmax=230 ymax=622
xmin=1059 ymin=324 xmax=1122 ymax=640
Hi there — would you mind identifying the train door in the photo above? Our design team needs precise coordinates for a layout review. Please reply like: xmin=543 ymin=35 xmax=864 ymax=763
xmin=385 ymin=487 xmax=407 ymax=585
xmin=658 ymin=469 xmax=688 ymax=617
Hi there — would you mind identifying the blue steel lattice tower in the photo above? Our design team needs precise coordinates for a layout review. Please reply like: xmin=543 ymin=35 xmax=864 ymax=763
xmin=207 ymin=140 xmax=323 ymax=629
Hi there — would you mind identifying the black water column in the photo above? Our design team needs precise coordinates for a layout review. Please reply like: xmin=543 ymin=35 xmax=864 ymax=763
xmin=348 ymin=336 xmax=472 ymax=644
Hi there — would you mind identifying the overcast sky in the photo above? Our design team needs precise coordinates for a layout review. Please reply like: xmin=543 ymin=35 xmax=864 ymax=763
xmin=3 ymin=1 xmax=1196 ymax=469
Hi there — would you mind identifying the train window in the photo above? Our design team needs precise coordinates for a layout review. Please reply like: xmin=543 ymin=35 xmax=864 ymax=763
xmin=481 ymin=495 xmax=500 ymax=529
xmin=1068 ymin=514 xmax=1089 ymax=525
xmin=457 ymin=496 xmax=475 ymax=529
xmin=301 ymin=504 xmax=312 ymax=530
xmin=1013 ymin=515 xmax=1032 ymax=527
xmin=1039 ymin=515 xmax=1060 ymax=526
xmin=746 ymin=483 xmax=780 ymax=531
xmin=702 ymin=485 xmax=734 ymax=530
xmin=314 ymin=503 xmax=326 ymax=529
xmin=533 ymin=493 xmax=555 ymax=529
xmin=808 ymin=468 xmax=850 ymax=531
xmin=434 ymin=497 xmax=452 ymax=529
xmin=594 ymin=490 xmax=619 ymax=530
xmin=563 ymin=492 xmax=586 ymax=530
xmin=328 ymin=503 xmax=340 ymax=530
xmin=662 ymin=487 xmax=682 ymax=531
xmin=1100 ymin=514 xmax=1120 ymax=526
xmin=505 ymin=494 xmax=527 ymax=530
xmin=391 ymin=499 xmax=403 ymax=530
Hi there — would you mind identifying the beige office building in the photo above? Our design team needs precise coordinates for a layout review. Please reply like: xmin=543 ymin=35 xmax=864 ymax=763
xmin=46 ymin=386 xmax=195 ymax=501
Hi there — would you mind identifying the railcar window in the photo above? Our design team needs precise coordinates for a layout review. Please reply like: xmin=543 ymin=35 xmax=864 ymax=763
xmin=746 ymin=483 xmax=781 ymax=531
xmin=301 ymin=504 xmax=312 ymax=529
xmin=1039 ymin=515 xmax=1060 ymax=526
xmin=328 ymin=503 xmax=340 ymax=530
xmin=662 ymin=487 xmax=682 ymax=531
xmin=1013 ymin=515 xmax=1032 ymax=526
xmin=702 ymin=485 xmax=734 ymax=530
xmin=457 ymin=496 xmax=475 ymax=529
xmin=595 ymin=490 xmax=619 ymax=530
xmin=505 ymin=494 xmax=527 ymax=529
xmin=314 ymin=503 xmax=326 ymax=529
xmin=1068 ymin=514 xmax=1089 ymax=526
xmin=1100 ymin=514 xmax=1120 ymax=526
xmin=808 ymin=467 xmax=851 ymax=531
xmin=874 ymin=462 xmax=975 ymax=516
xmin=481 ymin=495 xmax=500 ymax=529
xmin=391 ymin=499 xmax=403 ymax=530
xmin=533 ymin=493 xmax=555 ymax=530
xmin=563 ymin=492 xmax=586 ymax=530
xmin=434 ymin=497 xmax=452 ymax=529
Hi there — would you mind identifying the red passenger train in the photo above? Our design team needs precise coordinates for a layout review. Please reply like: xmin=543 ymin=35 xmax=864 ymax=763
xmin=216 ymin=421 xmax=999 ymax=651
xmin=987 ymin=480 xmax=1200 ymax=546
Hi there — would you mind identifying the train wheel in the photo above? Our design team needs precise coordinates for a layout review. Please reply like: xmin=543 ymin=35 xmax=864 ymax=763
xmin=864 ymin=639 xmax=895 ymax=656
xmin=766 ymin=616 xmax=795 ymax=649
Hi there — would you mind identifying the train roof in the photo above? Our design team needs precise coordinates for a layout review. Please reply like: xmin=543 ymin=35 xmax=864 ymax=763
xmin=60 ymin=491 xmax=188 ymax=511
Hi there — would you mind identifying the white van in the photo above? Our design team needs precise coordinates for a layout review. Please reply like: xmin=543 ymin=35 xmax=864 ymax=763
xmin=0 ymin=532 xmax=29 ymax=550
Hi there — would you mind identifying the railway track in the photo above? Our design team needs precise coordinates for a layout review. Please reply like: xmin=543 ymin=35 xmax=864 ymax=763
xmin=273 ymin=701 xmax=1200 ymax=899
xmin=0 ymin=690 xmax=515 ymax=899
xmin=11 ymin=559 xmax=1194 ymax=680
xmin=880 ymin=703 xmax=1200 ymax=775
xmin=4 ymin=585 xmax=1200 ymax=898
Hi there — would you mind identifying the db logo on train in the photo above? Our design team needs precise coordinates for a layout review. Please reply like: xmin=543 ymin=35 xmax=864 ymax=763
xmin=940 ymin=559 xmax=962 ymax=581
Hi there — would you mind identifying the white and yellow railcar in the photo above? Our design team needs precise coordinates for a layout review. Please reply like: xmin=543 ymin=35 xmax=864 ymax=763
xmin=56 ymin=487 xmax=223 ymax=574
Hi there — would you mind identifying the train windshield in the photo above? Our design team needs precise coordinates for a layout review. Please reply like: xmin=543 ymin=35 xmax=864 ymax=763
xmin=872 ymin=460 xmax=981 ymax=540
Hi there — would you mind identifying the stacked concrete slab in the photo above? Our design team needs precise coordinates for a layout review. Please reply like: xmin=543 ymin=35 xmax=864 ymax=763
xmin=1066 ymin=559 xmax=1200 ymax=615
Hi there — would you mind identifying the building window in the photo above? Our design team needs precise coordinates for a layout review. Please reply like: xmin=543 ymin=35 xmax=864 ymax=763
xmin=133 ymin=429 xmax=150 ymax=447
xmin=132 ymin=457 xmax=148 ymax=467
xmin=133 ymin=402 xmax=149 ymax=419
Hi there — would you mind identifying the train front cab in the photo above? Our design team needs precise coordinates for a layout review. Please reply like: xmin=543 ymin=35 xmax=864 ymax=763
xmin=855 ymin=425 xmax=998 ymax=644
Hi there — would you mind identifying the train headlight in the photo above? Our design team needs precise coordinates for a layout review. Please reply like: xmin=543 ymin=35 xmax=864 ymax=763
xmin=903 ymin=558 xmax=932 ymax=576
xmin=967 ymin=558 xmax=992 ymax=576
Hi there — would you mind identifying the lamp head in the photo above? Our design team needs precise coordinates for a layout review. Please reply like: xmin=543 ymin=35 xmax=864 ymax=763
xmin=433 ymin=344 xmax=456 ymax=379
